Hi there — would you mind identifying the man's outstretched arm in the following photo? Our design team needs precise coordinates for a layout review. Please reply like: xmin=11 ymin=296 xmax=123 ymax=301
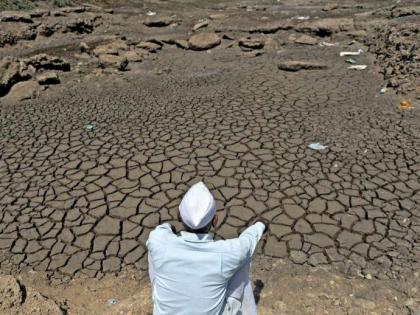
xmin=237 ymin=221 xmax=268 ymax=259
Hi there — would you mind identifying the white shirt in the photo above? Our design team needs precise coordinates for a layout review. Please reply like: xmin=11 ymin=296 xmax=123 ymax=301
xmin=146 ymin=222 xmax=265 ymax=315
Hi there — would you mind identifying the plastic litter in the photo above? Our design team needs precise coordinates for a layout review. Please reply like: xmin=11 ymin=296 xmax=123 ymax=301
xmin=400 ymin=99 xmax=411 ymax=110
xmin=146 ymin=11 xmax=156 ymax=16
xmin=84 ymin=123 xmax=96 ymax=131
xmin=348 ymin=65 xmax=367 ymax=70
xmin=319 ymin=41 xmax=338 ymax=47
xmin=339 ymin=49 xmax=363 ymax=57
xmin=379 ymin=87 xmax=387 ymax=94
xmin=345 ymin=58 xmax=356 ymax=64
xmin=292 ymin=16 xmax=310 ymax=20
xmin=308 ymin=143 xmax=328 ymax=150
xmin=107 ymin=298 xmax=118 ymax=305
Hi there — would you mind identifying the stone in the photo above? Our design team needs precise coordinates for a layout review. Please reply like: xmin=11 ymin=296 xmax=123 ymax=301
xmin=0 ymin=275 xmax=22 ymax=309
xmin=144 ymin=16 xmax=174 ymax=27
xmin=295 ymin=35 xmax=318 ymax=45
xmin=137 ymin=41 xmax=162 ymax=53
xmin=37 ymin=72 xmax=60 ymax=85
xmin=0 ymin=11 xmax=33 ymax=23
xmin=323 ymin=3 xmax=339 ymax=11
xmin=188 ymin=33 xmax=221 ymax=51
xmin=93 ymin=40 xmax=129 ymax=56
xmin=80 ymin=42 xmax=90 ymax=52
xmin=346 ymin=30 xmax=368 ymax=39
xmin=63 ymin=18 xmax=95 ymax=34
xmin=278 ymin=61 xmax=327 ymax=72
xmin=238 ymin=38 xmax=265 ymax=50
xmin=175 ymin=39 xmax=189 ymax=49
xmin=121 ymin=50 xmax=143 ymax=62
xmin=0 ymin=275 xmax=62 ymax=314
xmin=2 ymin=80 xmax=39 ymax=103
xmin=23 ymin=54 xmax=70 ymax=72
xmin=93 ymin=45 xmax=119 ymax=56
xmin=264 ymin=37 xmax=277 ymax=49
xmin=98 ymin=54 xmax=128 ymax=71
xmin=192 ymin=20 xmax=209 ymax=31
xmin=297 ymin=18 xmax=354 ymax=36
xmin=30 ymin=9 xmax=49 ymax=18
xmin=0 ymin=57 xmax=31 ymax=96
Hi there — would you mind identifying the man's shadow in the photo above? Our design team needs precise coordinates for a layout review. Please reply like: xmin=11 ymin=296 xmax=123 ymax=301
xmin=253 ymin=279 xmax=264 ymax=304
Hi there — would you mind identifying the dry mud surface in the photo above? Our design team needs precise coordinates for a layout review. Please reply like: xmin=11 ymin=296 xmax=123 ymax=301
xmin=0 ymin=0 xmax=420 ymax=314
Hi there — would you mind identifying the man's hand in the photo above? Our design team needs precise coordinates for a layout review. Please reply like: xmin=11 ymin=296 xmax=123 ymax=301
xmin=249 ymin=217 xmax=269 ymax=241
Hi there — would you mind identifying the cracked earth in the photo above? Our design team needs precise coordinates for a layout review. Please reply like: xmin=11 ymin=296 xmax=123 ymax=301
xmin=0 ymin=0 xmax=419 ymax=313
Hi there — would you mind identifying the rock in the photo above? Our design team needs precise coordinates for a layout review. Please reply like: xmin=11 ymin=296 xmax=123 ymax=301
xmin=30 ymin=9 xmax=50 ymax=18
xmin=136 ymin=41 xmax=162 ymax=53
xmin=93 ymin=40 xmax=128 ymax=56
xmin=59 ymin=6 xmax=86 ymax=14
xmin=0 ymin=275 xmax=62 ymax=314
xmin=239 ymin=38 xmax=265 ymax=50
xmin=297 ymin=18 xmax=354 ymax=36
xmin=346 ymin=30 xmax=368 ymax=39
xmin=93 ymin=45 xmax=119 ymax=56
xmin=0 ymin=57 xmax=36 ymax=96
xmin=278 ymin=61 xmax=327 ymax=71
xmin=80 ymin=42 xmax=90 ymax=52
xmin=0 ymin=24 xmax=37 ymax=47
xmin=143 ymin=16 xmax=174 ymax=27
xmin=391 ymin=6 xmax=420 ymax=18
xmin=192 ymin=20 xmax=209 ymax=31
xmin=264 ymin=37 xmax=278 ymax=49
xmin=24 ymin=54 xmax=71 ymax=72
xmin=63 ymin=18 xmax=96 ymax=34
xmin=209 ymin=13 xmax=226 ymax=20
xmin=37 ymin=23 xmax=57 ymax=37
xmin=188 ymin=33 xmax=221 ymax=50
xmin=0 ymin=11 xmax=33 ymax=23
xmin=295 ymin=35 xmax=318 ymax=45
xmin=175 ymin=39 xmax=189 ymax=49
xmin=50 ymin=6 xmax=85 ymax=17
xmin=366 ymin=22 xmax=419 ymax=95
xmin=323 ymin=3 xmax=339 ymax=11
xmin=37 ymin=72 xmax=60 ymax=85
xmin=98 ymin=54 xmax=128 ymax=70
xmin=242 ymin=51 xmax=265 ymax=58
xmin=120 ymin=50 xmax=143 ymax=62
xmin=0 ymin=275 xmax=22 ymax=309
xmin=2 ymin=81 xmax=39 ymax=103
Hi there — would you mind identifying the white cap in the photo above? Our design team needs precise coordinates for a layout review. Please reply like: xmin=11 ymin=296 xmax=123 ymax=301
xmin=179 ymin=182 xmax=216 ymax=230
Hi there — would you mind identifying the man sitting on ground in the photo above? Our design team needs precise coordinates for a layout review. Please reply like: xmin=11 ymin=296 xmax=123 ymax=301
xmin=147 ymin=181 xmax=268 ymax=315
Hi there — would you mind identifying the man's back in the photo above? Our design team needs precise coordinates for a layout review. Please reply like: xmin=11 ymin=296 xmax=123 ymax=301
xmin=147 ymin=223 xmax=265 ymax=315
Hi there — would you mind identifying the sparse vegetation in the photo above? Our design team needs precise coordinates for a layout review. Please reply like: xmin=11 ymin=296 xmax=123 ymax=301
xmin=0 ymin=0 xmax=36 ymax=10
xmin=0 ymin=0 xmax=81 ymax=10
